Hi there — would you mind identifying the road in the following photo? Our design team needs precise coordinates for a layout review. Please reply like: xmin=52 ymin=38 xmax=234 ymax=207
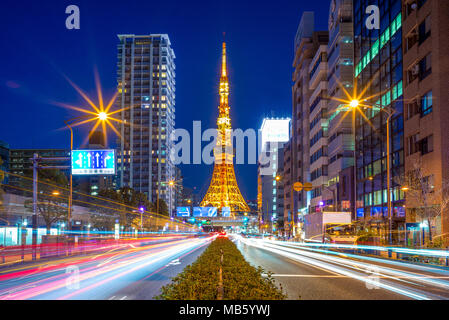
xmin=0 ymin=235 xmax=210 ymax=300
xmin=234 ymin=235 xmax=449 ymax=300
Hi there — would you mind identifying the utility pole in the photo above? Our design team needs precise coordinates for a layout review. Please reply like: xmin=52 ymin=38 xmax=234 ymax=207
xmin=31 ymin=154 xmax=70 ymax=261
xmin=32 ymin=153 xmax=39 ymax=261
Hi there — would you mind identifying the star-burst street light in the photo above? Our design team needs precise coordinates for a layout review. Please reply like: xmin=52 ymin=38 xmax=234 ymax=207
xmin=328 ymin=79 xmax=395 ymax=244
xmin=56 ymin=71 xmax=130 ymax=231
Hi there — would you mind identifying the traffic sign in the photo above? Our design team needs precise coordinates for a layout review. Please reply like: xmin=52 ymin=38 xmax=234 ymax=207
xmin=293 ymin=182 xmax=303 ymax=192
xmin=303 ymin=182 xmax=313 ymax=191
xmin=71 ymin=149 xmax=115 ymax=175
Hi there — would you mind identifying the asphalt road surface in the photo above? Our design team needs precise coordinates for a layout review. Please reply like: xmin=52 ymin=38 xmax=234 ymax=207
xmin=233 ymin=235 xmax=449 ymax=300
xmin=0 ymin=235 xmax=210 ymax=300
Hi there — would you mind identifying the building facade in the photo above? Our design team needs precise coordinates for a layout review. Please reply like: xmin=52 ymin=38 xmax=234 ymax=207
xmin=402 ymin=0 xmax=449 ymax=244
xmin=8 ymin=149 xmax=70 ymax=185
xmin=0 ymin=140 xmax=9 ymax=184
xmin=287 ymin=11 xmax=329 ymax=236
xmin=116 ymin=34 xmax=176 ymax=214
xmin=353 ymin=0 xmax=405 ymax=242
xmin=324 ymin=0 xmax=355 ymax=215
xmin=308 ymin=40 xmax=329 ymax=212
xmin=257 ymin=118 xmax=290 ymax=234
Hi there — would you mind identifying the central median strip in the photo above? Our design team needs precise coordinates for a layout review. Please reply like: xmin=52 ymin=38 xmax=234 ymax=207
xmin=155 ymin=237 xmax=286 ymax=300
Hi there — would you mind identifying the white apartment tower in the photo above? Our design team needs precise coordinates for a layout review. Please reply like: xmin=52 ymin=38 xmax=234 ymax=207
xmin=116 ymin=34 xmax=176 ymax=214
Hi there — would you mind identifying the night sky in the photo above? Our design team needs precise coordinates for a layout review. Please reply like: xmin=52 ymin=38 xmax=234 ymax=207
xmin=0 ymin=0 xmax=330 ymax=200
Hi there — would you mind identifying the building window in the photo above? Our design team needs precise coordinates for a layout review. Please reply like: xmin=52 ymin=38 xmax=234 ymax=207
xmin=406 ymin=28 xmax=419 ymax=52
xmin=407 ymin=134 xmax=420 ymax=155
xmin=419 ymin=53 xmax=432 ymax=80
xmin=420 ymin=135 xmax=433 ymax=155
xmin=418 ymin=15 xmax=431 ymax=44
xmin=421 ymin=91 xmax=432 ymax=116
xmin=406 ymin=99 xmax=420 ymax=119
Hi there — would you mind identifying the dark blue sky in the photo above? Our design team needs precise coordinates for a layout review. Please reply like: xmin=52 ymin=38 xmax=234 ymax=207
xmin=0 ymin=0 xmax=330 ymax=200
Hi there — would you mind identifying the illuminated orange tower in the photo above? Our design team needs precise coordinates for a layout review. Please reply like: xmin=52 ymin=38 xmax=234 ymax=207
xmin=200 ymin=42 xmax=250 ymax=213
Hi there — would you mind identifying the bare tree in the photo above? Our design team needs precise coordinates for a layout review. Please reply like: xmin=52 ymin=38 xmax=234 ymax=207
xmin=23 ymin=169 xmax=69 ymax=234
xmin=396 ymin=161 xmax=449 ymax=244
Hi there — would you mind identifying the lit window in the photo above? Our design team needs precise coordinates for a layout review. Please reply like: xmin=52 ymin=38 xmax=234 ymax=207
xmin=421 ymin=91 xmax=433 ymax=116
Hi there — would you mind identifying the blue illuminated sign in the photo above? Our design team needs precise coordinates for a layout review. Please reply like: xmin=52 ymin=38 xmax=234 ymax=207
xmin=356 ymin=208 xmax=364 ymax=218
xmin=193 ymin=207 xmax=217 ymax=217
xmin=71 ymin=149 xmax=115 ymax=175
xmin=222 ymin=207 xmax=231 ymax=217
xmin=176 ymin=207 xmax=191 ymax=217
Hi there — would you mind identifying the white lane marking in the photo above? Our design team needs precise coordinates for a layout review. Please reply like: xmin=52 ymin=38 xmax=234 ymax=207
xmin=120 ymin=296 xmax=127 ymax=300
xmin=165 ymin=258 xmax=181 ymax=267
xmin=109 ymin=296 xmax=115 ymax=300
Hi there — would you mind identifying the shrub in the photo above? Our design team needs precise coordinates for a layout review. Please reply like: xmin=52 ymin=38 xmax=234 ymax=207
xmin=156 ymin=237 xmax=286 ymax=300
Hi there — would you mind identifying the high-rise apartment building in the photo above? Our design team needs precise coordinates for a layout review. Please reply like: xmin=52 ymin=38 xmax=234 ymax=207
xmin=308 ymin=38 xmax=329 ymax=212
xmin=353 ymin=0 xmax=405 ymax=242
xmin=325 ymin=0 xmax=355 ymax=214
xmin=402 ymin=0 xmax=449 ymax=244
xmin=287 ymin=11 xmax=328 ymax=236
xmin=116 ymin=34 xmax=176 ymax=213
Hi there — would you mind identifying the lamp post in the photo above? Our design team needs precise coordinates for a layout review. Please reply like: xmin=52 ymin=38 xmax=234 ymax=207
xmin=139 ymin=206 xmax=145 ymax=234
xmin=64 ymin=113 xmax=109 ymax=233
xmin=349 ymin=100 xmax=395 ymax=244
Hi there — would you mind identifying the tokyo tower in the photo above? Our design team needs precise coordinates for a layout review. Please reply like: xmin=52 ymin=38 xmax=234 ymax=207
xmin=200 ymin=41 xmax=250 ymax=213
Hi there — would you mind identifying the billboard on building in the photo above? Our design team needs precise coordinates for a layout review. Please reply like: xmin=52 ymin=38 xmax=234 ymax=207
xmin=260 ymin=118 xmax=290 ymax=149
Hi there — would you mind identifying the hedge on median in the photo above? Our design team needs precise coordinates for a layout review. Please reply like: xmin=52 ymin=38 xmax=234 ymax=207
xmin=155 ymin=237 xmax=286 ymax=300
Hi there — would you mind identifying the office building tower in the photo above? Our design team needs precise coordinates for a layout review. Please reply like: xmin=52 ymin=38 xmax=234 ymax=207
xmin=257 ymin=118 xmax=290 ymax=234
xmin=353 ymin=0 xmax=405 ymax=242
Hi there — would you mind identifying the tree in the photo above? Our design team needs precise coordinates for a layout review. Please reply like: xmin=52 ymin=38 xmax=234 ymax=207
xmin=152 ymin=198 xmax=169 ymax=217
xmin=98 ymin=187 xmax=152 ymax=229
xmin=24 ymin=169 xmax=69 ymax=234
xmin=396 ymin=161 xmax=449 ymax=245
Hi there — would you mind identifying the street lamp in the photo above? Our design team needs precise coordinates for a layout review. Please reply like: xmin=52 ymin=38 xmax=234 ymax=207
xmin=139 ymin=206 xmax=145 ymax=233
xmin=348 ymin=99 xmax=395 ymax=244
xmin=160 ymin=179 xmax=180 ymax=219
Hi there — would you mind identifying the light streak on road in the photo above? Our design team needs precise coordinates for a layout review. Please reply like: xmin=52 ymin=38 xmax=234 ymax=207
xmin=290 ymin=240 xmax=449 ymax=258
xmin=235 ymin=235 xmax=449 ymax=300
xmin=0 ymin=235 xmax=213 ymax=300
